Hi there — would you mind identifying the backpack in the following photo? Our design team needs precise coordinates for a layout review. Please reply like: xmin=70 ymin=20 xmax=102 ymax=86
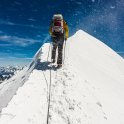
xmin=52 ymin=14 xmax=64 ymax=34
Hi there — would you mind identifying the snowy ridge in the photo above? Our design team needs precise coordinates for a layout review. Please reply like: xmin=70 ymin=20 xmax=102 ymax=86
xmin=0 ymin=43 xmax=43 ymax=112
xmin=0 ymin=30 xmax=124 ymax=124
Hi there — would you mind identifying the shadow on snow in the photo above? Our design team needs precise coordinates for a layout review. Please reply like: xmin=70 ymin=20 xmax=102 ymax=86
xmin=35 ymin=59 xmax=58 ymax=71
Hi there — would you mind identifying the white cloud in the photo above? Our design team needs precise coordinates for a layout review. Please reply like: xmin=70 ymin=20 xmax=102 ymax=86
xmin=28 ymin=18 xmax=36 ymax=21
xmin=0 ymin=19 xmax=43 ymax=30
xmin=0 ymin=35 xmax=41 ymax=47
xmin=5 ymin=57 xmax=32 ymax=60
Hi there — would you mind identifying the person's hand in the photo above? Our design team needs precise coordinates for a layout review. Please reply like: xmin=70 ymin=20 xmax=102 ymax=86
xmin=65 ymin=38 xmax=67 ymax=41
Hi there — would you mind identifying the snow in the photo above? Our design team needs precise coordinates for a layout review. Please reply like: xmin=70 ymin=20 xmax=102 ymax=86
xmin=0 ymin=30 xmax=124 ymax=124
xmin=0 ymin=43 xmax=43 ymax=112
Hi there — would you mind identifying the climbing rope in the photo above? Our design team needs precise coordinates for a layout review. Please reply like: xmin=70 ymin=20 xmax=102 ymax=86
xmin=42 ymin=39 xmax=66 ymax=124
xmin=46 ymin=66 xmax=52 ymax=124
xmin=42 ymin=71 xmax=49 ymax=99
xmin=47 ymin=43 xmax=51 ymax=62
xmin=46 ymin=42 xmax=52 ymax=124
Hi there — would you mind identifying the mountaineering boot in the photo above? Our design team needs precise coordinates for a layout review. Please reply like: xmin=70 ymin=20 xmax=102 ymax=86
xmin=57 ymin=64 xmax=62 ymax=68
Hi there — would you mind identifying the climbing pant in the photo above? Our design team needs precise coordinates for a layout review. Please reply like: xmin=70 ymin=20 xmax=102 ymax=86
xmin=51 ymin=35 xmax=64 ymax=64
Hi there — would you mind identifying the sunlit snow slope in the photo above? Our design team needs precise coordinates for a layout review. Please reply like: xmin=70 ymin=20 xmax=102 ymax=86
xmin=0 ymin=30 xmax=124 ymax=124
xmin=0 ymin=43 xmax=43 ymax=111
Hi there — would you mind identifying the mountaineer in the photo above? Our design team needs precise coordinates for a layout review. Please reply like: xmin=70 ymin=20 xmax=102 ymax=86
xmin=49 ymin=14 xmax=69 ymax=67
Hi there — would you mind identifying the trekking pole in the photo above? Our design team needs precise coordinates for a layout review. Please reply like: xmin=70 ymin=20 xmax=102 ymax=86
xmin=63 ymin=39 xmax=67 ymax=65
xmin=47 ymin=43 xmax=51 ymax=62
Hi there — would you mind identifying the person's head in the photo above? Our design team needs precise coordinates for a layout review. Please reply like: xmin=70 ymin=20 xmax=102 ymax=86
xmin=53 ymin=14 xmax=63 ymax=20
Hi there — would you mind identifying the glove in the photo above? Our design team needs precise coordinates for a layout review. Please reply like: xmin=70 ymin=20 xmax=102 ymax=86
xmin=65 ymin=38 xmax=67 ymax=41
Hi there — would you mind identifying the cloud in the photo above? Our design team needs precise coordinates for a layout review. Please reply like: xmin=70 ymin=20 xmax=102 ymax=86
xmin=0 ymin=19 xmax=44 ymax=30
xmin=0 ymin=44 xmax=12 ymax=47
xmin=0 ymin=35 xmax=41 ymax=47
xmin=0 ymin=52 xmax=33 ymax=60
xmin=0 ymin=20 xmax=15 ymax=25
xmin=0 ymin=57 xmax=31 ymax=67
xmin=28 ymin=18 xmax=36 ymax=21
xmin=0 ymin=55 xmax=32 ymax=59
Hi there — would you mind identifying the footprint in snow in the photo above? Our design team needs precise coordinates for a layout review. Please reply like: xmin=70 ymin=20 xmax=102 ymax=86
xmin=63 ymin=90 xmax=66 ymax=95
xmin=96 ymin=101 xmax=102 ymax=108
xmin=63 ymin=72 xmax=68 ymax=77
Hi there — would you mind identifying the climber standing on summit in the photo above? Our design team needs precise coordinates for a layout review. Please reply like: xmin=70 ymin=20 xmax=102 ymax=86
xmin=49 ymin=14 xmax=69 ymax=68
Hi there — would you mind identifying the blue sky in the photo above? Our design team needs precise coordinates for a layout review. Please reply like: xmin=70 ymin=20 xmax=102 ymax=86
xmin=0 ymin=0 xmax=124 ymax=66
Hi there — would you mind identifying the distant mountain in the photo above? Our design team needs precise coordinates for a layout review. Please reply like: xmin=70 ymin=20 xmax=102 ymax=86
xmin=0 ymin=66 xmax=24 ymax=83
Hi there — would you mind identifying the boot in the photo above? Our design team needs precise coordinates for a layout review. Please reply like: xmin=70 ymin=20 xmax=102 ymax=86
xmin=57 ymin=64 xmax=62 ymax=68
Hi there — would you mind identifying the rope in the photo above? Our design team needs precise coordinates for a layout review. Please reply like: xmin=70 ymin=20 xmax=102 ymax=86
xmin=42 ymin=71 xmax=49 ymax=99
xmin=46 ymin=39 xmax=67 ymax=124
xmin=42 ymin=40 xmax=66 ymax=124
xmin=39 ymin=41 xmax=52 ymax=124
xmin=47 ymin=44 xmax=51 ymax=62
xmin=46 ymin=68 xmax=52 ymax=124
xmin=41 ymin=42 xmax=51 ymax=101
xmin=46 ymin=42 xmax=52 ymax=124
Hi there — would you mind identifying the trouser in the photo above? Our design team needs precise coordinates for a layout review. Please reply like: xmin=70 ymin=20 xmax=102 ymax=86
xmin=51 ymin=35 xmax=64 ymax=64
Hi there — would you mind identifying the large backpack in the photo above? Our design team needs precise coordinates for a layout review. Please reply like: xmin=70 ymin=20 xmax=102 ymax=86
xmin=52 ymin=14 xmax=64 ymax=34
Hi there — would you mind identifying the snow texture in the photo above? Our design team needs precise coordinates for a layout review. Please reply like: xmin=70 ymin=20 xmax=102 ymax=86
xmin=0 ymin=30 xmax=124 ymax=124
xmin=0 ymin=43 xmax=43 ymax=112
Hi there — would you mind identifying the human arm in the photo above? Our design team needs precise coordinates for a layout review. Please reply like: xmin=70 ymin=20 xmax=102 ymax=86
xmin=64 ymin=20 xmax=69 ymax=40
xmin=49 ymin=21 xmax=52 ymax=36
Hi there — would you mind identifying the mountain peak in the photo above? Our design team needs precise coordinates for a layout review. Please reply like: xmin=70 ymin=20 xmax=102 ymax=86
xmin=75 ymin=29 xmax=87 ymax=36
xmin=75 ymin=29 xmax=96 ymax=37
xmin=76 ymin=29 xmax=84 ymax=33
